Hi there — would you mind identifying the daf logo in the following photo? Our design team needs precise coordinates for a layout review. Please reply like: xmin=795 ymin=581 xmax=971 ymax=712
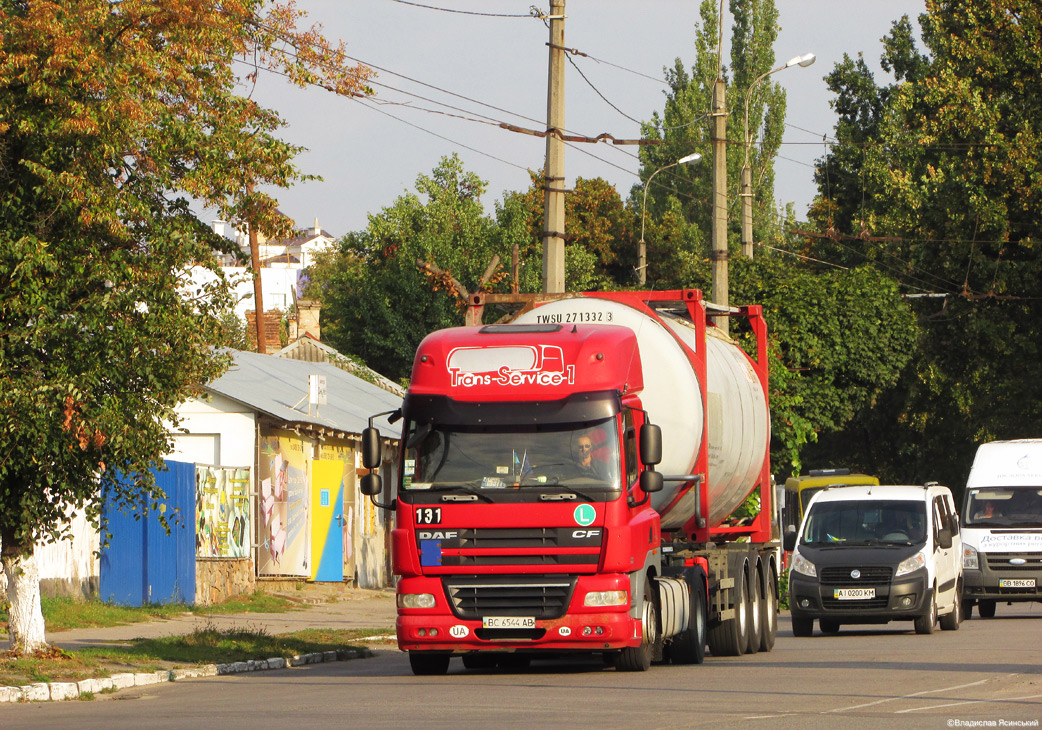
xmin=1009 ymin=558 xmax=1027 ymax=565
xmin=417 ymin=530 xmax=458 ymax=540
xmin=850 ymin=569 xmax=861 ymax=579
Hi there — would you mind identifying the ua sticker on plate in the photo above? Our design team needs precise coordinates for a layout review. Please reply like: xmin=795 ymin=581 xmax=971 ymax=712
xmin=559 ymin=626 xmax=572 ymax=637
xmin=450 ymin=625 xmax=469 ymax=638
xmin=574 ymin=504 xmax=596 ymax=526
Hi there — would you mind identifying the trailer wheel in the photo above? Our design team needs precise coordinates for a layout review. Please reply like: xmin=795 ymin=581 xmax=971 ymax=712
xmin=461 ymin=653 xmax=499 ymax=670
xmin=616 ymin=576 xmax=658 ymax=671
xmin=707 ymin=559 xmax=749 ymax=657
xmin=744 ymin=561 xmax=762 ymax=654
xmin=758 ymin=562 xmax=778 ymax=652
xmin=409 ymin=652 xmax=450 ymax=675
xmin=669 ymin=573 xmax=707 ymax=665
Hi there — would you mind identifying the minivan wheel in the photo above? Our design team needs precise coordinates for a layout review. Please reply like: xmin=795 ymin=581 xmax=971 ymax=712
xmin=978 ymin=599 xmax=997 ymax=618
xmin=819 ymin=618 xmax=840 ymax=634
xmin=791 ymin=614 xmax=814 ymax=637
xmin=940 ymin=585 xmax=962 ymax=631
xmin=914 ymin=592 xmax=937 ymax=635
xmin=961 ymin=598 xmax=974 ymax=619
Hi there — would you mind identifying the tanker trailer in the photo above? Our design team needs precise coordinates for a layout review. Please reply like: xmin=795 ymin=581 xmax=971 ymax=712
xmin=359 ymin=289 xmax=777 ymax=674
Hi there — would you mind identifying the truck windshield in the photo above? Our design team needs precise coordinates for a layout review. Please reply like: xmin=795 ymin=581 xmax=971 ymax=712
xmin=964 ymin=488 xmax=1042 ymax=527
xmin=399 ymin=417 xmax=621 ymax=502
xmin=801 ymin=500 xmax=927 ymax=546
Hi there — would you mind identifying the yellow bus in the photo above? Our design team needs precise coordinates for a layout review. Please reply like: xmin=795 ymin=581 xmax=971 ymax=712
xmin=782 ymin=468 xmax=879 ymax=536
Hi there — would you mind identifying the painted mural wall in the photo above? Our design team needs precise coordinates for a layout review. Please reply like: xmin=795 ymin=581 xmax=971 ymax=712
xmin=195 ymin=465 xmax=252 ymax=558
xmin=257 ymin=429 xmax=310 ymax=576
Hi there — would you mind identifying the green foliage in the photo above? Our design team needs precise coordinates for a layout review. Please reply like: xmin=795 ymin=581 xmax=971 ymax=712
xmin=805 ymin=0 xmax=1042 ymax=485
xmin=0 ymin=1 xmax=371 ymax=561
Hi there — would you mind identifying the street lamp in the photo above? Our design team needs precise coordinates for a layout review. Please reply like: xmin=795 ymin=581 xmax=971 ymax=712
xmin=741 ymin=52 xmax=815 ymax=259
xmin=638 ymin=152 xmax=702 ymax=285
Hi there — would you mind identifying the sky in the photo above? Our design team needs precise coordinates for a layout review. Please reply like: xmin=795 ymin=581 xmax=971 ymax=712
xmin=241 ymin=0 xmax=928 ymax=238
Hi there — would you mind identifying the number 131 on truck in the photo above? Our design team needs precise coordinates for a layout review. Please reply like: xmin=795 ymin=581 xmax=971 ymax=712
xmin=360 ymin=289 xmax=778 ymax=675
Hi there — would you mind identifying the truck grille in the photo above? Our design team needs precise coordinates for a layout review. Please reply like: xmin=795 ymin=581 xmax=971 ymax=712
xmin=418 ymin=527 xmax=602 ymax=569
xmin=984 ymin=553 xmax=1042 ymax=572
xmin=819 ymin=566 xmax=894 ymax=586
xmin=443 ymin=576 xmax=577 ymax=620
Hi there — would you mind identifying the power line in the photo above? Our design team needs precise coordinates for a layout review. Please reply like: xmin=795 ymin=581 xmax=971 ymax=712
xmin=389 ymin=1 xmax=539 ymax=18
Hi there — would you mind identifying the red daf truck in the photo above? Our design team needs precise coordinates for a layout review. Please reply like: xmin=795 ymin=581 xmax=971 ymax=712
xmin=361 ymin=289 xmax=777 ymax=674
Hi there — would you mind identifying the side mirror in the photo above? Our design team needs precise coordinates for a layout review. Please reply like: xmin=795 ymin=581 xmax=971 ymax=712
xmin=640 ymin=469 xmax=663 ymax=495
xmin=360 ymin=472 xmax=382 ymax=497
xmin=936 ymin=526 xmax=953 ymax=550
xmin=361 ymin=426 xmax=382 ymax=469
xmin=783 ymin=532 xmax=798 ymax=552
xmin=639 ymin=423 xmax=662 ymax=467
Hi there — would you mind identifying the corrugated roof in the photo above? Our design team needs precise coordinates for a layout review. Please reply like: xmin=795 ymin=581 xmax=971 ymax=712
xmin=205 ymin=349 xmax=403 ymax=438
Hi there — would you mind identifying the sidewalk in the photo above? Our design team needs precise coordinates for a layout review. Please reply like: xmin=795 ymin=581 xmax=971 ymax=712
xmin=43 ymin=583 xmax=400 ymax=651
xmin=1 ymin=584 xmax=401 ymax=702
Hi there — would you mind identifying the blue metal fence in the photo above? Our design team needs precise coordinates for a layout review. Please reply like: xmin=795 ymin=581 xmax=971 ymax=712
xmin=99 ymin=460 xmax=196 ymax=606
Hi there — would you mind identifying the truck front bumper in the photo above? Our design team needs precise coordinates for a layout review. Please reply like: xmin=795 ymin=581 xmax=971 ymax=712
xmin=395 ymin=574 xmax=641 ymax=653
xmin=964 ymin=561 xmax=1042 ymax=602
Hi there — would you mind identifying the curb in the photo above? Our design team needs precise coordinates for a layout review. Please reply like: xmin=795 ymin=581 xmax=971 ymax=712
xmin=0 ymin=647 xmax=373 ymax=704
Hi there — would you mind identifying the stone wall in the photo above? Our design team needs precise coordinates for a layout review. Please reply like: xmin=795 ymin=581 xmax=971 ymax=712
xmin=195 ymin=558 xmax=256 ymax=606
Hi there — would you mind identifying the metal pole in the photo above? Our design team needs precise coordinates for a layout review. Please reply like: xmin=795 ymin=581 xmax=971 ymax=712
xmin=711 ymin=77 xmax=729 ymax=335
xmin=542 ymin=0 xmax=566 ymax=294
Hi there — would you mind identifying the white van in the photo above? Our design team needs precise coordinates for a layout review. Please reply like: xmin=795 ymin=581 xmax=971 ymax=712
xmin=785 ymin=484 xmax=963 ymax=635
xmin=961 ymin=439 xmax=1042 ymax=618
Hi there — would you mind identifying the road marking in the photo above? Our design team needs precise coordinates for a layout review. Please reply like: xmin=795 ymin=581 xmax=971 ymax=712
xmin=895 ymin=692 xmax=1042 ymax=714
xmin=826 ymin=679 xmax=991 ymax=713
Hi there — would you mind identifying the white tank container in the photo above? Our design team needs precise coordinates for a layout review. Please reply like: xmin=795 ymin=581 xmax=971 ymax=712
xmin=514 ymin=297 xmax=769 ymax=530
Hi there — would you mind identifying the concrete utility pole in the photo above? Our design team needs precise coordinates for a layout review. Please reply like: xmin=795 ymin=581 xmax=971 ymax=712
xmin=542 ymin=0 xmax=566 ymax=294
xmin=246 ymin=183 xmax=266 ymax=354
xmin=711 ymin=77 xmax=729 ymax=335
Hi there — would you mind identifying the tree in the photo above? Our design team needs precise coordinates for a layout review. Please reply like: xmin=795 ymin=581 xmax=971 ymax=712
xmin=804 ymin=0 xmax=1042 ymax=486
xmin=307 ymin=155 xmax=503 ymax=382
xmin=0 ymin=0 xmax=371 ymax=653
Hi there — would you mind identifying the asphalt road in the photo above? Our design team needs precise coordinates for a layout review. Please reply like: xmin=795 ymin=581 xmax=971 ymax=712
xmin=3 ymin=604 xmax=1040 ymax=730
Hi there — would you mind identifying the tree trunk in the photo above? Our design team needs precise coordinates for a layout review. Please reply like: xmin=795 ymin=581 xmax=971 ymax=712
xmin=2 ymin=551 xmax=49 ymax=654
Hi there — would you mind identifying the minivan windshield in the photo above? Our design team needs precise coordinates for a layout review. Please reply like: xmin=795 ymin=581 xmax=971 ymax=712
xmin=964 ymin=487 xmax=1042 ymax=527
xmin=399 ymin=417 xmax=621 ymax=503
xmin=801 ymin=500 xmax=927 ymax=546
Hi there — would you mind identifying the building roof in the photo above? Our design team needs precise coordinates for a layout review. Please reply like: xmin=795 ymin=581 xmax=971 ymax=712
xmin=273 ymin=338 xmax=405 ymax=397
xmin=205 ymin=349 xmax=402 ymax=439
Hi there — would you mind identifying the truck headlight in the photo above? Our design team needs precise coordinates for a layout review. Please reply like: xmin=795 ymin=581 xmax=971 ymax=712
xmin=397 ymin=592 xmax=436 ymax=609
xmin=896 ymin=551 xmax=926 ymax=577
xmin=963 ymin=544 xmax=979 ymax=570
xmin=584 ymin=590 xmax=628 ymax=607
xmin=790 ymin=550 xmax=816 ymax=578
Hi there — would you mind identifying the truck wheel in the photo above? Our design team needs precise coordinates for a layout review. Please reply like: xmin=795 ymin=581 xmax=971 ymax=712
xmin=758 ymin=563 xmax=778 ymax=652
xmin=978 ymin=599 xmax=997 ymax=618
xmin=409 ymin=652 xmax=450 ymax=675
xmin=708 ymin=559 xmax=749 ymax=656
xmin=669 ymin=574 xmax=707 ymax=665
xmin=616 ymin=577 xmax=658 ymax=671
xmin=744 ymin=561 xmax=762 ymax=654
xmin=791 ymin=614 xmax=814 ymax=637
xmin=914 ymin=591 xmax=937 ymax=635
xmin=939 ymin=583 xmax=962 ymax=631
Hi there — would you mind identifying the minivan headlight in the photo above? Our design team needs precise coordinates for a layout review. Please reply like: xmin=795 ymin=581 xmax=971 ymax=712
xmin=962 ymin=544 xmax=979 ymax=570
xmin=790 ymin=550 xmax=817 ymax=578
xmin=896 ymin=551 xmax=926 ymax=577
